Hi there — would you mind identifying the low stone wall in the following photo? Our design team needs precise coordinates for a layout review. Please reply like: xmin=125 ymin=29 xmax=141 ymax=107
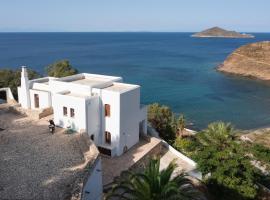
xmin=8 ymin=105 xmax=53 ymax=120
xmin=39 ymin=107 xmax=53 ymax=119
xmin=70 ymin=133 xmax=102 ymax=200
xmin=0 ymin=88 xmax=15 ymax=104
xmin=129 ymin=137 xmax=163 ymax=173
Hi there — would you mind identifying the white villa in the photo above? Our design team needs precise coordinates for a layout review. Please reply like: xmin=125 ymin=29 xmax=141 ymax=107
xmin=18 ymin=67 xmax=147 ymax=157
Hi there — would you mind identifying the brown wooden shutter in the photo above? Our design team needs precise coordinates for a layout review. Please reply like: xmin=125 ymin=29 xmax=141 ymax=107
xmin=105 ymin=104 xmax=110 ymax=117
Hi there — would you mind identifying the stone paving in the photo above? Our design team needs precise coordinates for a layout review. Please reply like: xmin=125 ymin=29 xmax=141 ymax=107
xmin=101 ymin=137 xmax=162 ymax=186
xmin=0 ymin=106 xmax=97 ymax=200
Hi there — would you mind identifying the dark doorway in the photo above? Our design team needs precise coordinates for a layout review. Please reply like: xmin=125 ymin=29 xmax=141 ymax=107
xmin=98 ymin=146 xmax=111 ymax=156
xmin=34 ymin=94 xmax=39 ymax=108
xmin=0 ymin=91 xmax=7 ymax=104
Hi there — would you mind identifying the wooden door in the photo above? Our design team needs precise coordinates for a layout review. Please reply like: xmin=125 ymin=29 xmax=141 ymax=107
xmin=34 ymin=94 xmax=39 ymax=108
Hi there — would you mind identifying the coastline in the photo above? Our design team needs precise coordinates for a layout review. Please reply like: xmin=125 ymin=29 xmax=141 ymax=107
xmin=191 ymin=35 xmax=254 ymax=38
xmin=216 ymin=64 xmax=270 ymax=83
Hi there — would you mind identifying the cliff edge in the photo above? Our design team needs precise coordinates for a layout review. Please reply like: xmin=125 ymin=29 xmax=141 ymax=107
xmin=218 ymin=41 xmax=270 ymax=80
xmin=192 ymin=27 xmax=254 ymax=38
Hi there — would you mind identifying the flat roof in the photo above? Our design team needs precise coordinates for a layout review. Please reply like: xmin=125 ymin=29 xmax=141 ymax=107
xmin=58 ymin=73 xmax=122 ymax=89
xmin=61 ymin=91 xmax=91 ymax=98
xmin=103 ymin=82 xmax=139 ymax=93
xmin=71 ymin=77 xmax=110 ymax=87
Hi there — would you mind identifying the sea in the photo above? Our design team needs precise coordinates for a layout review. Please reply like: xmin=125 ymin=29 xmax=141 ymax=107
xmin=1 ymin=32 xmax=270 ymax=130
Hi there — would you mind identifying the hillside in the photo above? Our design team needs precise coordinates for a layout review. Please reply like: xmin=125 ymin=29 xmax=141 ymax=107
xmin=192 ymin=27 xmax=254 ymax=38
xmin=218 ymin=41 xmax=270 ymax=80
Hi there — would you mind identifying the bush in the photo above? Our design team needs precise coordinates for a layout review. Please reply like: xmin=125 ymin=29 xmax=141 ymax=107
xmin=0 ymin=68 xmax=40 ymax=99
xmin=173 ymin=137 xmax=199 ymax=157
xmin=45 ymin=60 xmax=78 ymax=77
xmin=193 ymin=122 xmax=260 ymax=199
xmin=250 ymin=144 xmax=270 ymax=169
xmin=148 ymin=103 xmax=176 ymax=143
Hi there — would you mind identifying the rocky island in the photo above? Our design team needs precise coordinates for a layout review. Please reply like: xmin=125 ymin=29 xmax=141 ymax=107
xmin=192 ymin=27 xmax=254 ymax=38
xmin=218 ymin=41 xmax=270 ymax=80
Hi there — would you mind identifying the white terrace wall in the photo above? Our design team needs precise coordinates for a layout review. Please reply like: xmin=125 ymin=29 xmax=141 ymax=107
xmin=86 ymin=96 xmax=101 ymax=143
xmin=119 ymin=87 xmax=141 ymax=155
xmin=82 ymin=157 xmax=103 ymax=200
xmin=0 ymin=88 xmax=15 ymax=104
xmin=52 ymin=93 xmax=87 ymax=131
xmin=49 ymin=80 xmax=91 ymax=96
xmin=100 ymin=89 xmax=121 ymax=154
xmin=29 ymin=89 xmax=51 ymax=110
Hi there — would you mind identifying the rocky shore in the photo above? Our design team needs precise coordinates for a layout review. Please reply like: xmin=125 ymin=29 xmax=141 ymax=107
xmin=218 ymin=41 xmax=270 ymax=80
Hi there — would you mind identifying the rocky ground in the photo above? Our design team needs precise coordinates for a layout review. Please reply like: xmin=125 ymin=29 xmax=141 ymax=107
xmin=218 ymin=41 xmax=270 ymax=80
xmin=0 ymin=106 xmax=98 ymax=200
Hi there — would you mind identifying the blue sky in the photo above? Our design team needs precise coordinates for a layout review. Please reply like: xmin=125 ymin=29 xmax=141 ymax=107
xmin=0 ymin=0 xmax=269 ymax=32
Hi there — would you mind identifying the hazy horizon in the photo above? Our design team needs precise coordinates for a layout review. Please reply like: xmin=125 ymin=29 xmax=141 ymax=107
xmin=0 ymin=30 xmax=269 ymax=33
xmin=0 ymin=0 xmax=269 ymax=33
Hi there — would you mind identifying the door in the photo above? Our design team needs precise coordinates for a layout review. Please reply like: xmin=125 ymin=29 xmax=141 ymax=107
xmin=34 ymin=94 xmax=39 ymax=108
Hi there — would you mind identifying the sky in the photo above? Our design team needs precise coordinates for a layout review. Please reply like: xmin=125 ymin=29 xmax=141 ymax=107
xmin=0 ymin=0 xmax=269 ymax=32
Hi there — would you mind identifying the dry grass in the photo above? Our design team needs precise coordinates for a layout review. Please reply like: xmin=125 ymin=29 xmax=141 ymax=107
xmin=244 ymin=128 xmax=270 ymax=147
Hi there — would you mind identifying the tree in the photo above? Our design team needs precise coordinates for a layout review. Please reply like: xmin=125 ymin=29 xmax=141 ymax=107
xmin=196 ymin=121 xmax=235 ymax=147
xmin=194 ymin=122 xmax=260 ymax=200
xmin=177 ymin=114 xmax=186 ymax=137
xmin=45 ymin=60 xmax=78 ymax=77
xmin=106 ymin=158 xmax=201 ymax=200
xmin=173 ymin=136 xmax=199 ymax=157
xmin=0 ymin=68 xmax=40 ymax=99
xmin=148 ymin=103 xmax=176 ymax=142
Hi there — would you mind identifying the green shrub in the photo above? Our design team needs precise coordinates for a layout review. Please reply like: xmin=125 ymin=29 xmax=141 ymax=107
xmin=148 ymin=103 xmax=176 ymax=143
xmin=173 ymin=137 xmax=198 ymax=157
xmin=45 ymin=60 xmax=78 ymax=77
xmin=0 ymin=68 xmax=40 ymax=99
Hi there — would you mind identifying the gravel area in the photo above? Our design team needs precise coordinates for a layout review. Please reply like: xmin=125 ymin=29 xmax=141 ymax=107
xmin=0 ymin=108 xmax=96 ymax=200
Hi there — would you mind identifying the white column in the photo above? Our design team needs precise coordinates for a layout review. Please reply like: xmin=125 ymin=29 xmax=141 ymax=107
xmin=20 ymin=66 xmax=31 ymax=108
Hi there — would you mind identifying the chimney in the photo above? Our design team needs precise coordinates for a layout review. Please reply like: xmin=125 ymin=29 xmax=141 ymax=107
xmin=19 ymin=66 xmax=31 ymax=108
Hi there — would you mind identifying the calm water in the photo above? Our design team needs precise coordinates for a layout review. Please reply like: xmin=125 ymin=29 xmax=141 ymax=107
xmin=1 ymin=32 xmax=270 ymax=130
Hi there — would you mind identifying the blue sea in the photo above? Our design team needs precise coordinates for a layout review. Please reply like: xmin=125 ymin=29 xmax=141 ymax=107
xmin=1 ymin=32 xmax=270 ymax=130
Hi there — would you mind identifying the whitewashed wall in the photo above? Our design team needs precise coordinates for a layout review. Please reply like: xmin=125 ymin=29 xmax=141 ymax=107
xmin=29 ymin=89 xmax=51 ymax=109
xmin=100 ymin=89 xmax=120 ymax=155
xmin=49 ymin=80 xmax=91 ymax=96
xmin=82 ymin=157 xmax=103 ymax=200
xmin=52 ymin=94 xmax=87 ymax=131
xmin=119 ymin=87 xmax=141 ymax=155
xmin=86 ymin=96 xmax=101 ymax=143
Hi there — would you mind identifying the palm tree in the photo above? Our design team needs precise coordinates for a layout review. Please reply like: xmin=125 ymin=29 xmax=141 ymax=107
xmin=106 ymin=158 xmax=201 ymax=200
xmin=177 ymin=114 xmax=186 ymax=137
xmin=197 ymin=121 xmax=235 ymax=147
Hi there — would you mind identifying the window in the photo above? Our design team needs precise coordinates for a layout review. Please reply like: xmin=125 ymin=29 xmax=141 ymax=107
xmin=105 ymin=131 xmax=111 ymax=144
xmin=70 ymin=108 xmax=75 ymax=118
xmin=105 ymin=104 xmax=110 ymax=117
xmin=63 ymin=107 xmax=67 ymax=116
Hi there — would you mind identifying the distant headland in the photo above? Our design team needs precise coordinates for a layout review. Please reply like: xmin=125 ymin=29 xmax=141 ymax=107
xmin=192 ymin=27 xmax=255 ymax=38
xmin=218 ymin=41 xmax=270 ymax=80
